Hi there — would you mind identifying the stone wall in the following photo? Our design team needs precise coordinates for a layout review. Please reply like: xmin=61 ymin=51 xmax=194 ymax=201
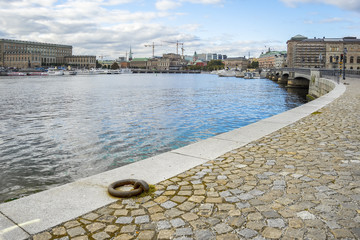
xmin=308 ymin=70 xmax=337 ymax=98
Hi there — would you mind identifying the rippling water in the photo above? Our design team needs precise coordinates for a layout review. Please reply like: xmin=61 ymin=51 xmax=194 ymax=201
xmin=0 ymin=74 xmax=306 ymax=202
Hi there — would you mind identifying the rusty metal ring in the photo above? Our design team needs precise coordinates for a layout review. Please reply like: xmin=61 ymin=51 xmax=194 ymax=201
xmin=108 ymin=179 xmax=149 ymax=198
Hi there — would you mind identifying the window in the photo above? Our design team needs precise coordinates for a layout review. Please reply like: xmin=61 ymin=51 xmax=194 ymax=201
xmin=350 ymin=56 xmax=354 ymax=63
xmin=330 ymin=56 xmax=333 ymax=63
xmin=357 ymin=57 xmax=360 ymax=64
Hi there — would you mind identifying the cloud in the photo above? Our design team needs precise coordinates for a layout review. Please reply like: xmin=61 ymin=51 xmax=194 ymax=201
xmin=156 ymin=0 xmax=182 ymax=10
xmin=280 ymin=0 xmax=360 ymax=12
xmin=155 ymin=0 xmax=224 ymax=11
xmin=320 ymin=17 xmax=344 ymax=23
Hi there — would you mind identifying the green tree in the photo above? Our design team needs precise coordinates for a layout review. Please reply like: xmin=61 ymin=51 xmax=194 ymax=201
xmin=111 ymin=62 xmax=120 ymax=69
xmin=96 ymin=60 xmax=102 ymax=68
xmin=207 ymin=60 xmax=224 ymax=71
xmin=249 ymin=61 xmax=259 ymax=69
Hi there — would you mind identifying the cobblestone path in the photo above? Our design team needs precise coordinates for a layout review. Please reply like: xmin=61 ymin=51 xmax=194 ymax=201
xmin=32 ymin=79 xmax=360 ymax=240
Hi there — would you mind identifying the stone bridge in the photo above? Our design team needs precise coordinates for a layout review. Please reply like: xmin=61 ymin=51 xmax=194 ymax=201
xmin=265 ymin=68 xmax=344 ymax=99
xmin=266 ymin=68 xmax=312 ymax=88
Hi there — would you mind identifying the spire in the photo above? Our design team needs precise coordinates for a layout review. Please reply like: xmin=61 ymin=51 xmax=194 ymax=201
xmin=129 ymin=45 xmax=133 ymax=61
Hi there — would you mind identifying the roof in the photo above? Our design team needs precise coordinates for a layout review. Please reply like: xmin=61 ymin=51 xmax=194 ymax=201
xmin=259 ymin=51 xmax=287 ymax=58
xmin=290 ymin=34 xmax=308 ymax=41
xmin=131 ymin=58 xmax=149 ymax=61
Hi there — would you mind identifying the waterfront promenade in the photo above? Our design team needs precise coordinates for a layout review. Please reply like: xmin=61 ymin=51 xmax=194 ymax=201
xmin=1 ymin=78 xmax=359 ymax=239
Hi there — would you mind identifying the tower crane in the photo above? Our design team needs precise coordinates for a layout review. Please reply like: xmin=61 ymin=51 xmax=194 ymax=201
xmin=144 ymin=42 xmax=162 ymax=58
xmin=164 ymin=40 xmax=184 ymax=56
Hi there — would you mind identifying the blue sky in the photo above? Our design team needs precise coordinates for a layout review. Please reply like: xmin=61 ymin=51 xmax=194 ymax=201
xmin=0 ymin=0 xmax=359 ymax=59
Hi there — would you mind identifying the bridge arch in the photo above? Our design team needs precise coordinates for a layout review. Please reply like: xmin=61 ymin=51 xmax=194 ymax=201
xmin=287 ymin=76 xmax=310 ymax=89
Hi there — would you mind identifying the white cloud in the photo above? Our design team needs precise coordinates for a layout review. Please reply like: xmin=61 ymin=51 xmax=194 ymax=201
xmin=320 ymin=17 xmax=344 ymax=23
xmin=280 ymin=0 xmax=360 ymax=12
xmin=156 ymin=0 xmax=182 ymax=10
xmin=155 ymin=0 xmax=224 ymax=11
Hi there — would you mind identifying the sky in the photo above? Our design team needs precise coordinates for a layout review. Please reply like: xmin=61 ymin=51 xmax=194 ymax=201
xmin=1 ymin=0 xmax=360 ymax=59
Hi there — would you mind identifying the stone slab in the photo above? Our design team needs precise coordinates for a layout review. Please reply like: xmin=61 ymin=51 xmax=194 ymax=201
xmin=172 ymin=138 xmax=248 ymax=160
xmin=0 ymin=212 xmax=29 ymax=240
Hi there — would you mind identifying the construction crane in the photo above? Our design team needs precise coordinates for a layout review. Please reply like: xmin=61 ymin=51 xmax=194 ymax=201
xmin=164 ymin=41 xmax=184 ymax=56
xmin=144 ymin=42 xmax=162 ymax=58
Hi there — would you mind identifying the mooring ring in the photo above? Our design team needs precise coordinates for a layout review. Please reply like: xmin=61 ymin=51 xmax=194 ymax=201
xmin=108 ymin=179 xmax=149 ymax=198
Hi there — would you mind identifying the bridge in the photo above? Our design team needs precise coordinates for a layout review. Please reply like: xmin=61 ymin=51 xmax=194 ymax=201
xmin=265 ymin=68 xmax=360 ymax=99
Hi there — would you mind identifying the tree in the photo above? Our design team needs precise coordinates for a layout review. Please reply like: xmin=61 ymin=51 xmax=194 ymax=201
xmin=249 ymin=61 xmax=259 ymax=69
xmin=96 ymin=60 xmax=102 ymax=68
xmin=207 ymin=60 xmax=224 ymax=71
xmin=111 ymin=62 xmax=120 ymax=69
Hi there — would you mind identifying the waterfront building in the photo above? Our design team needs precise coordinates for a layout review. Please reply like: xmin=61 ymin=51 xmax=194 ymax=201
xmin=65 ymin=55 xmax=96 ymax=69
xmin=0 ymin=38 xmax=72 ymax=68
xmin=0 ymin=38 xmax=96 ymax=69
xmin=258 ymin=50 xmax=287 ymax=69
xmin=223 ymin=57 xmax=249 ymax=70
xmin=145 ymin=53 xmax=187 ymax=70
xmin=129 ymin=58 xmax=149 ymax=69
xmin=287 ymin=35 xmax=360 ymax=70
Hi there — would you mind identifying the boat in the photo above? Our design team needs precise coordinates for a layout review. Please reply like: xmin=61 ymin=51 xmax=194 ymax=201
xmin=217 ymin=69 xmax=236 ymax=77
xmin=28 ymin=72 xmax=48 ymax=76
xmin=64 ymin=70 xmax=77 ymax=75
xmin=235 ymin=72 xmax=245 ymax=78
xmin=121 ymin=68 xmax=133 ymax=74
xmin=7 ymin=72 xmax=27 ymax=76
xmin=47 ymin=68 xmax=64 ymax=76
xmin=77 ymin=69 xmax=95 ymax=75
xmin=109 ymin=70 xmax=121 ymax=74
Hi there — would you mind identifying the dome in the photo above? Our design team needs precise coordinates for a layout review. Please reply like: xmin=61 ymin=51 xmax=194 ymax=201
xmin=290 ymin=34 xmax=308 ymax=41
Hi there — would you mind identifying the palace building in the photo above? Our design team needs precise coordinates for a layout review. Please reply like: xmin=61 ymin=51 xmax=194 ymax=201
xmin=0 ymin=38 xmax=96 ymax=69
xmin=287 ymin=35 xmax=360 ymax=70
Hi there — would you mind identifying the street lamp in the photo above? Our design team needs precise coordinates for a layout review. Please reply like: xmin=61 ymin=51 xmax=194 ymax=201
xmin=343 ymin=47 xmax=347 ymax=80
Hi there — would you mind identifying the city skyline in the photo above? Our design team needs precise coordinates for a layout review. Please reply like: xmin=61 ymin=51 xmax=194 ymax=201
xmin=0 ymin=0 xmax=359 ymax=59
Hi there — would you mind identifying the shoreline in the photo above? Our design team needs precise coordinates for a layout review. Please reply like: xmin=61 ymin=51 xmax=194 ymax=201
xmin=0 ymin=76 xmax=348 ymax=239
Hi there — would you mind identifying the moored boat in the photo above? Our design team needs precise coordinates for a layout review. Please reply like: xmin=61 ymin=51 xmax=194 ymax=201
xmin=64 ymin=70 xmax=77 ymax=75
xmin=7 ymin=72 xmax=27 ymax=76
xmin=47 ymin=68 xmax=64 ymax=76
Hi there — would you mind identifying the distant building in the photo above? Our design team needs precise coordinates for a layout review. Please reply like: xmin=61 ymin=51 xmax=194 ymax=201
xmin=223 ymin=57 xmax=249 ymax=70
xmin=129 ymin=58 xmax=149 ymax=69
xmin=258 ymin=50 xmax=287 ymax=69
xmin=0 ymin=38 xmax=95 ymax=69
xmin=65 ymin=55 xmax=96 ymax=69
xmin=287 ymin=34 xmax=360 ymax=69
xmin=145 ymin=53 xmax=187 ymax=70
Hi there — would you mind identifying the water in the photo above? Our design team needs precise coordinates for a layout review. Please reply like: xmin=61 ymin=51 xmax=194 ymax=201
xmin=0 ymin=74 xmax=306 ymax=202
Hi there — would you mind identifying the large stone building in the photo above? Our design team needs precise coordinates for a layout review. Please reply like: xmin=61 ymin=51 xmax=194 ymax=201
xmin=258 ymin=50 xmax=287 ymax=69
xmin=65 ymin=55 xmax=96 ymax=69
xmin=0 ymin=38 xmax=96 ymax=69
xmin=287 ymin=35 xmax=360 ymax=70
xmin=223 ymin=57 xmax=249 ymax=70
xmin=130 ymin=53 xmax=187 ymax=70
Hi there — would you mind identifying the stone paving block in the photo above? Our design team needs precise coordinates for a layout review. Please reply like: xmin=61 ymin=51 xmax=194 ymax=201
xmin=67 ymin=226 xmax=86 ymax=238
xmin=115 ymin=217 xmax=133 ymax=224
xmin=175 ymin=227 xmax=193 ymax=236
xmin=237 ymin=228 xmax=258 ymax=238
xmin=135 ymin=215 xmax=150 ymax=224
xmin=213 ymin=223 xmax=233 ymax=234
xmin=170 ymin=218 xmax=186 ymax=228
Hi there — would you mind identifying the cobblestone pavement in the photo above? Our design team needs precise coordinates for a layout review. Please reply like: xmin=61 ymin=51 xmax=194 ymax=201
xmin=32 ymin=79 xmax=360 ymax=240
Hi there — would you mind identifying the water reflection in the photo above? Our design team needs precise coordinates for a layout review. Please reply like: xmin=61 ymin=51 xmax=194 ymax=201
xmin=0 ymin=74 xmax=306 ymax=202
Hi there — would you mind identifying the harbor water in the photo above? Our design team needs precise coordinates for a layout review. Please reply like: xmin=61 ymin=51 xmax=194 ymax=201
xmin=0 ymin=74 xmax=307 ymax=202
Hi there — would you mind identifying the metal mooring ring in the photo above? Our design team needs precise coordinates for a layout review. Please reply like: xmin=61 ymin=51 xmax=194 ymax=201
xmin=108 ymin=179 xmax=149 ymax=198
